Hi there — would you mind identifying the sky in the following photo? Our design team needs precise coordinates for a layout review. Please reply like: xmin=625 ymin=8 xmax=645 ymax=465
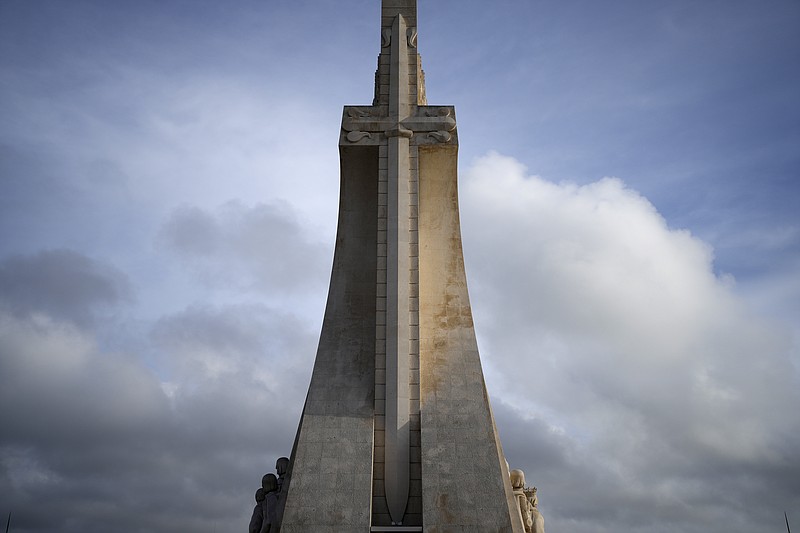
xmin=0 ymin=0 xmax=798 ymax=531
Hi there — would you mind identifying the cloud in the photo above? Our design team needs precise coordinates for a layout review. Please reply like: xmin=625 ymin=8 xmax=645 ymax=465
xmin=0 ymin=312 xmax=167 ymax=444
xmin=0 ymin=298 xmax=314 ymax=532
xmin=0 ymin=249 xmax=131 ymax=327
xmin=0 ymin=310 xmax=174 ymax=532
xmin=158 ymin=201 xmax=330 ymax=301
xmin=461 ymin=152 xmax=800 ymax=532
xmin=0 ymin=248 xmax=317 ymax=533
xmin=151 ymin=302 xmax=316 ymax=392
xmin=3 ymin=154 xmax=791 ymax=533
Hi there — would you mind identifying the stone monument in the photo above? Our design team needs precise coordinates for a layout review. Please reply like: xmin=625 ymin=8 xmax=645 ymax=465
xmin=277 ymin=1 xmax=525 ymax=531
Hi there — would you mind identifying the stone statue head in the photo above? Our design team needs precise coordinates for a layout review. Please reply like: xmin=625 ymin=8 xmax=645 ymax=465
xmin=276 ymin=456 xmax=290 ymax=476
xmin=255 ymin=488 xmax=265 ymax=503
xmin=510 ymin=469 xmax=526 ymax=490
xmin=261 ymin=473 xmax=278 ymax=493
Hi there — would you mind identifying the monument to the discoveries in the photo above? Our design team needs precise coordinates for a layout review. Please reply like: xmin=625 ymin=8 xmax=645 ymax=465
xmin=275 ymin=1 xmax=527 ymax=531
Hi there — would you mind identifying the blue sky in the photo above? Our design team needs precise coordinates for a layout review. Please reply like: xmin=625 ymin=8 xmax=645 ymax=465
xmin=1 ymin=1 xmax=798 ymax=532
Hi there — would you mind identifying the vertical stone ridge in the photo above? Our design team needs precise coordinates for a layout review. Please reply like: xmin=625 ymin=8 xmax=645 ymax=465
xmin=381 ymin=0 xmax=417 ymax=30
xmin=407 ymin=144 xmax=422 ymax=525
xmin=373 ymin=141 xmax=390 ymax=525
xmin=374 ymin=0 xmax=423 ymax=109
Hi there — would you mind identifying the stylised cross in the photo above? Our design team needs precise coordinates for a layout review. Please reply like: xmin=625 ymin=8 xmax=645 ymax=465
xmin=341 ymin=105 xmax=456 ymax=145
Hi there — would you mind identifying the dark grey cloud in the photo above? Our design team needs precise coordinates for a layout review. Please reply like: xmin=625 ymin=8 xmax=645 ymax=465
xmin=146 ymin=303 xmax=318 ymax=531
xmin=0 ymin=299 xmax=315 ymax=532
xmin=0 ymin=310 xmax=174 ymax=532
xmin=0 ymin=249 xmax=131 ymax=327
xmin=494 ymin=396 xmax=800 ymax=533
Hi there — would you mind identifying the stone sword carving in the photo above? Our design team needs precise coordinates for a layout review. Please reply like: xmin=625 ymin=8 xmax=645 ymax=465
xmin=341 ymin=11 xmax=455 ymax=525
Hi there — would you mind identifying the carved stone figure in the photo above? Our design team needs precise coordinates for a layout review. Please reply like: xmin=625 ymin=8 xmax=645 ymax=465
xmin=510 ymin=469 xmax=533 ymax=532
xmin=261 ymin=473 xmax=278 ymax=493
xmin=260 ymin=474 xmax=279 ymax=533
xmin=527 ymin=487 xmax=545 ymax=533
xmin=249 ymin=488 xmax=265 ymax=533
xmin=274 ymin=456 xmax=290 ymax=527
xmin=275 ymin=457 xmax=290 ymax=491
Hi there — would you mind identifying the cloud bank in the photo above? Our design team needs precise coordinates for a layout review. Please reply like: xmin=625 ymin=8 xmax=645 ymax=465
xmin=461 ymin=152 xmax=800 ymax=532
xmin=0 ymin=248 xmax=316 ymax=532
xmin=3 ymin=154 xmax=795 ymax=532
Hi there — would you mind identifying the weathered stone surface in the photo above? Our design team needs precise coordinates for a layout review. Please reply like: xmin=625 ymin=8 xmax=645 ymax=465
xmin=279 ymin=146 xmax=379 ymax=532
xmin=417 ymin=145 xmax=523 ymax=532
xmin=278 ymin=1 xmax=524 ymax=531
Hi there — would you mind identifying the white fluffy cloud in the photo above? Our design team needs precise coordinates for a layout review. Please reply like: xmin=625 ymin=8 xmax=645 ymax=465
xmin=460 ymin=152 xmax=800 ymax=531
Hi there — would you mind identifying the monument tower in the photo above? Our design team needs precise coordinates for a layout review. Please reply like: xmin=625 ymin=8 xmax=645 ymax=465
xmin=278 ymin=2 xmax=524 ymax=531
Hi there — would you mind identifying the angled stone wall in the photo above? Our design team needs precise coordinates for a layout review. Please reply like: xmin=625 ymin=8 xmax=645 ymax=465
xmin=279 ymin=146 xmax=379 ymax=532
xmin=418 ymin=144 xmax=524 ymax=533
